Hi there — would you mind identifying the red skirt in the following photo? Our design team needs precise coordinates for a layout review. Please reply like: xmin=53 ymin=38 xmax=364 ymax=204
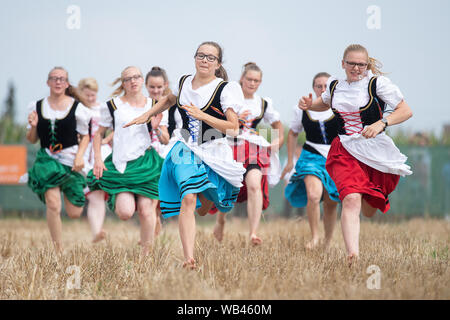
xmin=325 ymin=137 xmax=400 ymax=213
xmin=209 ymin=140 xmax=270 ymax=214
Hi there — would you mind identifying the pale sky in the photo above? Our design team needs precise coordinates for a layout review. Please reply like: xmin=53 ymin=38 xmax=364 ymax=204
xmin=1 ymin=0 xmax=449 ymax=134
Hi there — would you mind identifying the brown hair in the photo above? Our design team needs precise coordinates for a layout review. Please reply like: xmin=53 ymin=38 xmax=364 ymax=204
xmin=195 ymin=41 xmax=228 ymax=81
xmin=48 ymin=66 xmax=88 ymax=105
xmin=110 ymin=66 xmax=142 ymax=97
xmin=312 ymin=72 xmax=330 ymax=88
xmin=145 ymin=66 xmax=169 ymax=84
xmin=241 ymin=62 xmax=262 ymax=78
xmin=343 ymin=44 xmax=385 ymax=76
xmin=78 ymin=77 xmax=99 ymax=92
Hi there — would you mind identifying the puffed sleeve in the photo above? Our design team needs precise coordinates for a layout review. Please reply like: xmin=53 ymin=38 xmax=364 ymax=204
xmin=99 ymin=101 xmax=113 ymax=128
xmin=376 ymin=76 xmax=404 ymax=109
xmin=321 ymin=76 xmax=336 ymax=106
xmin=160 ymin=110 xmax=169 ymax=127
xmin=75 ymin=103 xmax=92 ymax=135
xmin=220 ymin=81 xmax=245 ymax=114
xmin=289 ymin=105 xmax=304 ymax=133
xmin=262 ymin=97 xmax=281 ymax=125
xmin=26 ymin=101 xmax=37 ymax=130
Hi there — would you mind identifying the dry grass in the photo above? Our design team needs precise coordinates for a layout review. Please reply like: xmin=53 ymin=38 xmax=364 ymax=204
xmin=0 ymin=216 xmax=448 ymax=300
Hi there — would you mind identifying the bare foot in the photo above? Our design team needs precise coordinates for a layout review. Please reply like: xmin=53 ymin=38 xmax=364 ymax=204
xmin=347 ymin=253 xmax=359 ymax=267
xmin=305 ymin=238 xmax=320 ymax=250
xmin=213 ymin=222 xmax=225 ymax=242
xmin=182 ymin=258 xmax=197 ymax=270
xmin=140 ymin=243 xmax=152 ymax=257
xmin=250 ymin=234 xmax=262 ymax=246
xmin=92 ymin=229 xmax=106 ymax=243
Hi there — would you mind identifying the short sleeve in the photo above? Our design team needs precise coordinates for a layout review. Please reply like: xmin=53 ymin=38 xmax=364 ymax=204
xmin=160 ymin=110 xmax=169 ymax=127
xmin=289 ymin=105 xmax=304 ymax=133
xmin=26 ymin=101 xmax=37 ymax=130
xmin=99 ymin=102 xmax=113 ymax=128
xmin=262 ymin=97 xmax=280 ymax=125
xmin=220 ymin=81 xmax=245 ymax=114
xmin=321 ymin=76 xmax=336 ymax=106
xmin=75 ymin=103 xmax=92 ymax=135
xmin=376 ymin=76 xmax=404 ymax=109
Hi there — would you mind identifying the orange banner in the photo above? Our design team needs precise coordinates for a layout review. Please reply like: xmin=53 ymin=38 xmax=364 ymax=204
xmin=0 ymin=145 xmax=27 ymax=184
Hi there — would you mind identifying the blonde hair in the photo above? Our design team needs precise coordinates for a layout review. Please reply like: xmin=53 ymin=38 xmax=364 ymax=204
xmin=78 ymin=77 xmax=99 ymax=92
xmin=343 ymin=44 xmax=386 ymax=76
xmin=48 ymin=66 xmax=88 ymax=105
xmin=241 ymin=62 xmax=262 ymax=78
xmin=110 ymin=66 xmax=142 ymax=97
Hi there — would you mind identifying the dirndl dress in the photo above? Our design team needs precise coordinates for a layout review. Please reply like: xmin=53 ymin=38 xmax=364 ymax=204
xmin=285 ymin=148 xmax=339 ymax=207
xmin=28 ymin=148 xmax=86 ymax=207
xmin=159 ymin=130 xmax=245 ymax=218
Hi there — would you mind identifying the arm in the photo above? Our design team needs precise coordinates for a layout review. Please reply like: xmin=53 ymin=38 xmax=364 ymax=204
xmin=269 ymin=120 xmax=284 ymax=152
xmin=26 ymin=111 xmax=39 ymax=144
xmin=102 ymin=130 xmax=114 ymax=145
xmin=298 ymin=94 xmax=330 ymax=112
xmin=72 ymin=134 xmax=90 ymax=171
xmin=93 ymin=126 xmax=108 ymax=179
xmin=280 ymin=129 xmax=298 ymax=179
xmin=361 ymin=100 xmax=413 ymax=138
xmin=123 ymin=93 xmax=177 ymax=128
xmin=156 ymin=126 xmax=170 ymax=145
xmin=180 ymin=103 xmax=240 ymax=136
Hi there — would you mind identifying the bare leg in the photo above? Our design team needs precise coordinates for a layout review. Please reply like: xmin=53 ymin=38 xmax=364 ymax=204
xmin=213 ymin=211 xmax=226 ymax=242
xmin=362 ymin=199 xmax=377 ymax=218
xmin=304 ymin=175 xmax=323 ymax=249
xmin=155 ymin=204 xmax=162 ymax=237
xmin=179 ymin=193 xmax=197 ymax=268
xmin=137 ymin=196 xmax=158 ymax=256
xmin=86 ymin=190 xmax=107 ymax=243
xmin=44 ymin=187 xmax=63 ymax=252
xmin=64 ymin=195 xmax=83 ymax=219
xmin=246 ymin=169 xmax=263 ymax=245
xmin=197 ymin=193 xmax=213 ymax=216
xmin=114 ymin=192 xmax=136 ymax=221
xmin=322 ymin=190 xmax=338 ymax=249
xmin=341 ymin=193 xmax=362 ymax=260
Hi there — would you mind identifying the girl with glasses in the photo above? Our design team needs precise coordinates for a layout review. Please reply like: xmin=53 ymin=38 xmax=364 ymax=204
xmin=212 ymin=62 xmax=284 ymax=245
xmin=299 ymin=44 xmax=413 ymax=264
xmin=282 ymin=72 xmax=340 ymax=250
xmin=125 ymin=41 xmax=246 ymax=269
xmin=87 ymin=66 xmax=164 ymax=256
xmin=26 ymin=67 xmax=92 ymax=253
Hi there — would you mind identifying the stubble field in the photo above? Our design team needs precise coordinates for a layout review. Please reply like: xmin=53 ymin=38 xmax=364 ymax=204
xmin=0 ymin=216 xmax=448 ymax=299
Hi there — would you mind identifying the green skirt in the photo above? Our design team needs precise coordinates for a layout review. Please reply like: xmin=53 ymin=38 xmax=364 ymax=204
xmin=28 ymin=148 xmax=86 ymax=207
xmin=87 ymin=148 xmax=163 ymax=211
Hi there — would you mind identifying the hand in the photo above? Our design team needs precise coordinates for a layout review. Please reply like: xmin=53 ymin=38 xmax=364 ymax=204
xmin=72 ymin=155 xmax=84 ymax=172
xmin=150 ymin=113 xmax=163 ymax=130
xmin=361 ymin=120 xmax=385 ymax=139
xmin=298 ymin=93 xmax=313 ymax=111
xmin=238 ymin=110 xmax=251 ymax=122
xmin=28 ymin=111 xmax=38 ymax=127
xmin=123 ymin=111 xmax=152 ymax=128
xmin=93 ymin=158 xmax=107 ymax=179
xmin=180 ymin=103 xmax=205 ymax=121
xmin=281 ymin=162 xmax=294 ymax=180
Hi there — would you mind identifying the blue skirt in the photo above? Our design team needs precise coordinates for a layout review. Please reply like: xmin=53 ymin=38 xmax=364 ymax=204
xmin=285 ymin=148 xmax=339 ymax=207
xmin=159 ymin=141 xmax=240 ymax=218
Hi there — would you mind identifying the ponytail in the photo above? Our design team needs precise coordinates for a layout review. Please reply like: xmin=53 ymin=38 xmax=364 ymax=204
xmin=110 ymin=77 xmax=125 ymax=97
xmin=65 ymin=85 xmax=88 ymax=106
xmin=216 ymin=65 xmax=228 ymax=81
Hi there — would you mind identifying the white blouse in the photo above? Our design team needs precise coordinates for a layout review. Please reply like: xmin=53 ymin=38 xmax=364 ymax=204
xmin=289 ymin=105 xmax=334 ymax=158
xmin=27 ymin=98 xmax=92 ymax=167
xmin=321 ymin=70 xmax=411 ymax=176
xmin=163 ymin=75 xmax=246 ymax=188
xmin=241 ymin=95 xmax=280 ymax=125
xmin=99 ymin=97 xmax=152 ymax=173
